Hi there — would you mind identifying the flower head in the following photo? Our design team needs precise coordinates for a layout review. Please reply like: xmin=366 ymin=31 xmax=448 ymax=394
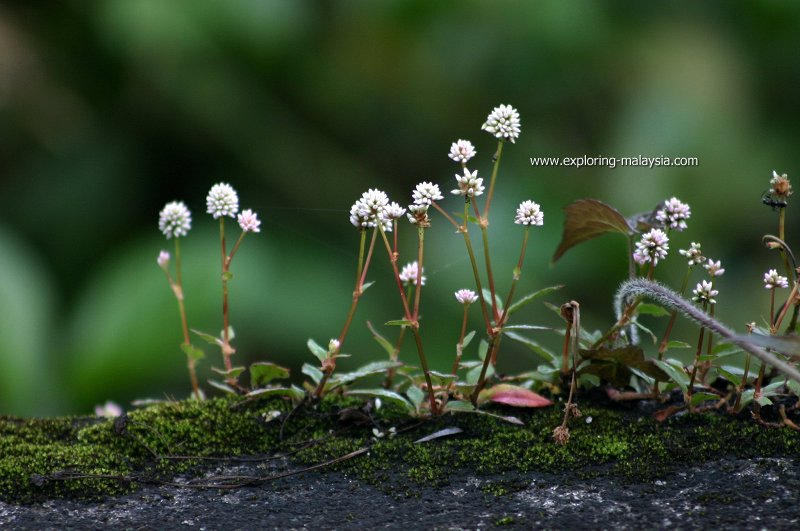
xmin=399 ymin=261 xmax=426 ymax=286
xmin=94 ymin=401 xmax=123 ymax=418
xmin=678 ymin=242 xmax=704 ymax=266
xmin=158 ymin=201 xmax=192 ymax=239
xmin=769 ymin=170 xmax=793 ymax=199
xmin=763 ymin=269 xmax=789 ymax=289
xmin=514 ymin=200 xmax=544 ymax=226
xmin=692 ymin=280 xmax=718 ymax=305
xmin=157 ymin=250 xmax=170 ymax=270
xmin=451 ymin=168 xmax=485 ymax=197
xmin=482 ymin=104 xmax=521 ymax=143
xmin=703 ymin=259 xmax=725 ymax=277
xmin=381 ymin=202 xmax=406 ymax=225
xmin=412 ymin=182 xmax=443 ymax=206
xmin=238 ymin=209 xmax=261 ymax=233
xmin=655 ymin=197 xmax=691 ymax=231
xmin=448 ymin=139 xmax=476 ymax=163
xmin=552 ymin=425 xmax=570 ymax=446
xmin=454 ymin=289 xmax=478 ymax=305
xmin=349 ymin=189 xmax=391 ymax=230
xmin=633 ymin=228 xmax=669 ymax=266
xmin=206 ymin=183 xmax=239 ymax=219
xmin=406 ymin=204 xmax=430 ymax=227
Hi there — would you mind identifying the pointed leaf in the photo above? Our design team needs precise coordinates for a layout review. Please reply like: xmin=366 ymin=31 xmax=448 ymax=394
xmin=360 ymin=281 xmax=375 ymax=294
xmin=245 ymin=386 xmax=304 ymax=401
xmin=406 ymin=385 xmax=426 ymax=410
xmin=507 ymin=285 xmax=565 ymax=316
xmin=307 ymin=338 xmax=328 ymax=364
xmin=665 ymin=340 xmax=692 ymax=350
xmin=191 ymin=329 xmax=223 ymax=347
xmin=733 ymin=334 xmax=800 ymax=355
xmin=552 ymin=199 xmax=634 ymax=263
xmin=428 ymin=370 xmax=457 ymax=387
xmin=477 ymin=339 xmax=489 ymax=361
xmin=414 ymin=427 xmax=464 ymax=444
xmin=302 ymin=362 xmax=323 ymax=384
xmin=250 ymin=362 xmax=290 ymax=388
xmin=443 ymin=400 xmax=475 ymax=412
xmin=631 ymin=320 xmax=658 ymax=345
xmin=461 ymin=330 xmax=476 ymax=349
xmin=504 ymin=331 xmax=559 ymax=365
xmin=503 ymin=325 xmax=553 ymax=331
xmin=652 ymin=359 xmax=689 ymax=392
xmin=386 ymin=319 xmax=414 ymax=327
xmin=481 ymin=289 xmax=504 ymax=313
xmin=690 ymin=392 xmax=720 ymax=406
xmin=478 ymin=384 xmax=553 ymax=408
xmin=211 ymin=366 xmax=246 ymax=380
xmin=207 ymin=379 xmax=238 ymax=395
xmin=346 ymin=389 xmax=414 ymax=412
xmin=366 ymin=320 xmax=396 ymax=357
xmin=466 ymin=362 xmax=494 ymax=385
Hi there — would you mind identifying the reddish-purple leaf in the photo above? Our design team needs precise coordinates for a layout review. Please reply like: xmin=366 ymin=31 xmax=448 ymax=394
xmin=479 ymin=384 xmax=553 ymax=408
xmin=552 ymin=199 xmax=634 ymax=264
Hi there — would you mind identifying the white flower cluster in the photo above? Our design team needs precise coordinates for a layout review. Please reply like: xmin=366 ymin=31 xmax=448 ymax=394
xmin=206 ymin=183 xmax=239 ymax=219
xmin=481 ymin=104 xmax=521 ymax=143
xmin=399 ymin=261 xmax=426 ymax=286
xmin=237 ymin=209 xmax=261 ymax=233
xmin=655 ymin=197 xmax=691 ymax=231
xmin=448 ymin=139 xmax=476 ymax=163
xmin=454 ymin=289 xmax=478 ymax=305
xmin=692 ymin=280 xmax=718 ymax=305
xmin=763 ymin=269 xmax=789 ymax=290
xmin=703 ymin=259 xmax=725 ymax=277
xmin=451 ymin=168 xmax=485 ymax=197
xmin=633 ymin=228 xmax=669 ymax=266
xmin=411 ymin=182 xmax=444 ymax=206
xmin=158 ymin=201 xmax=192 ymax=239
xmin=349 ymin=189 xmax=405 ymax=231
xmin=678 ymin=242 xmax=703 ymax=266
xmin=514 ymin=200 xmax=544 ymax=226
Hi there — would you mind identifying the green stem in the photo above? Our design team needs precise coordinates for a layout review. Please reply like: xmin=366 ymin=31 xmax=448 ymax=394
xmin=482 ymin=140 xmax=504 ymax=219
xmin=174 ymin=238 xmax=200 ymax=400
xmin=480 ymin=224 xmax=499 ymax=323
xmin=219 ymin=218 xmax=233 ymax=373
xmin=461 ymin=202 xmax=493 ymax=335
xmin=411 ymin=328 xmax=439 ymax=415
xmin=452 ymin=305 xmax=470 ymax=377
xmin=499 ymin=228 xmax=530 ymax=325
xmin=470 ymin=333 xmax=501 ymax=406
xmin=413 ymin=227 xmax=425 ymax=320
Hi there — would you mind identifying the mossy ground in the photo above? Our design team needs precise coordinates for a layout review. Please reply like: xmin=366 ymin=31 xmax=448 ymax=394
xmin=1 ymin=395 xmax=798 ymax=503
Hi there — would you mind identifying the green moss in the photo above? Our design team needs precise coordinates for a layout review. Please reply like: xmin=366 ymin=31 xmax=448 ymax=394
xmin=1 ymin=396 xmax=799 ymax=502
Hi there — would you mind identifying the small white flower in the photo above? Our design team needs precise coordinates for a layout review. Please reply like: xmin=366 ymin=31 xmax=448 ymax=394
xmin=399 ymin=261 xmax=426 ymax=286
xmin=406 ymin=204 xmax=430 ymax=226
xmin=328 ymin=339 xmax=340 ymax=354
xmin=454 ymin=289 xmax=478 ymax=305
xmin=412 ymin=182 xmax=443 ymax=206
xmin=692 ymin=280 xmax=718 ymax=305
xmin=678 ymin=242 xmax=704 ymax=266
xmin=206 ymin=183 xmax=239 ymax=219
xmin=237 ymin=209 xmax=261 ymax=233
xmin=703 ymin=259 xmax=725 ymax=277
xmin=381 ymin=202 xmax=407 ymax=223
xmin=448 ymin=139 xmax=477 ymax=163
xmin=158 ymin=201 xmax=192 ymax=239
xmin=514 ymin=200 xmax=544 ymax=226
xmin=655 ymin=197 xmax=691 ymax=232
xmin=633 ymin=228 xmax=669 ymax=266
xmin=451 ymin=168 xmax=485 ymax=197
xmin=94 ymin=401 xmax=123 ymax=418
xmin=157 ymin=250 xmax=170 ymax=270
xmin=763 ymin=269 xmax=789 ymax=289
xmin=481 ymin=104 xmax=521 ymax=143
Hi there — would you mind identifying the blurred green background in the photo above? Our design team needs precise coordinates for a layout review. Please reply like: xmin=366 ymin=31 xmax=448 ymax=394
xmin=1 ymin=1 xmax=799 ymax=416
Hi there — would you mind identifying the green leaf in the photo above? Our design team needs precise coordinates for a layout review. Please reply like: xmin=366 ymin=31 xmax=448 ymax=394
xmin=631 ymin=320 xmax=658 ymax=345
xmin=478 ymin=339 xmax=489 ymax=361
xmin=652 ymin=359 xmax=689 ymax=392
xmin=386 ymin=319 xmax=414 ymax=327
xmin=222 ymin=271 xmax=234 ymax=281
xmin=302 ymin=362 xmax=323 ymax=384
xmin=552 ymin=199 xmax=634 ymax=264
xmin=249 ymin=362 xmax=290 ymax=388
xmin=180 ymin=343 xmax=205 ymax=360
xmin=466 ymin=362 xmax=494 ymax=385
xmin=665 ymin=340 xmax=692 ymax=350
xmin=207 ymin=379 xmax=238 ymax=395
xmin=211 ymin=366 xmax=246 ymax=380
xmin=307 ymin=338 xmax=328 ymax=364
xmin=506 ymin=285 xmax=565 ymax=316
xmin=502 ymin=325 xmax=552 ymax=331
xmin=428 ymin=370 xmax=457 ymax=387
xmin=245 ymin=386 xmax=304 ymax=401
xmin=756 ymin=395 xmax=773 ymax=407
xmin=786 ymin=378 xmax=800 ymax=397
xmin=191 ymin=329 xmax=222 ymax=347
xmin=481 ymin=289 xmax=504 ymax=313
xmin=690 ymin=392 xmax=720 ymax=406
xmin=406 ymin=385 xmax=426 ymax=411
xmin=504 ymin=331 xmax=559 ymax=365
xmin=360 ymin=281 xmax=375 ymax=294
xmin=443 ymin=400 xmax=475 ymax=413
xmin=738 ymin=389 xmax=755 ymax=409
xmin=717 ymin=366 xmax=743 ymax=386
xmin=366 ymin=321 xmax=396 ymax=357
xmin=330 ymin=361 xmax=401 ymax=388
xmin=461 ymin=330 xmax=476 ymax=350
xmin=346 ymin=389 xmax=414 ymax=412
xmin=637 ymin=303 xmax=670 ymax=317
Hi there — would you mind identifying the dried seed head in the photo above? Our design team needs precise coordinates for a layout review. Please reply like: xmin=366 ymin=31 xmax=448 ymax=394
xmin=553 ymin=425 xmax=570 ymax=446
xmin=770 ymin=170 xmax=793 ymax=199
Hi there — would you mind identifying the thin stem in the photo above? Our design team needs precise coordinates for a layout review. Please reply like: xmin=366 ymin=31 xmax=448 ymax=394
xmin=174 ymin=238 xmax=200 ymax=400
xmin=378 ymin=227 xmax=413 ymax=321
xmin=499 ymin=228 xmax=530 ymax=325
xmin=413 ymin=227 xmax=425 ymax=320
xmin=774 ymin=281 xmax=800 ymax=331
xmin=482 ymin=140 xmax=504 ymax=219
xmin=411 ymin=328 xmax=439 ymax=415
xmin=470 ymin=333 xmax=501 ymax=406
xmin=657 ymin=267 xmax=692 ymax=360
xmin=626 ymin=236 xmax=636 ymax=280
xmin=686 ymin=305 xmax=707 ymax=408
xmin=451 ymin=305 xmax=470 ymax=377
xmin=461 ymin=202 xmax=493 ymax=335
xmin=480 ymin=224 xmax=499 ymax=323
xmin=431 ymin=202 xmax=461 ymax=231
xmin=383 ymin=326 xmax=407 ymax=389
xmin=734 ymin=353 xmax=752 ymax=412
xmin=219 ymin=218 xmax=233 ymax=373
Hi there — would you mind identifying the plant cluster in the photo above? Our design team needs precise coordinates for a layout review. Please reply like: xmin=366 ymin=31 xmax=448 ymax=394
xmin=155 ymin=107 xmax=800 ymax=442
